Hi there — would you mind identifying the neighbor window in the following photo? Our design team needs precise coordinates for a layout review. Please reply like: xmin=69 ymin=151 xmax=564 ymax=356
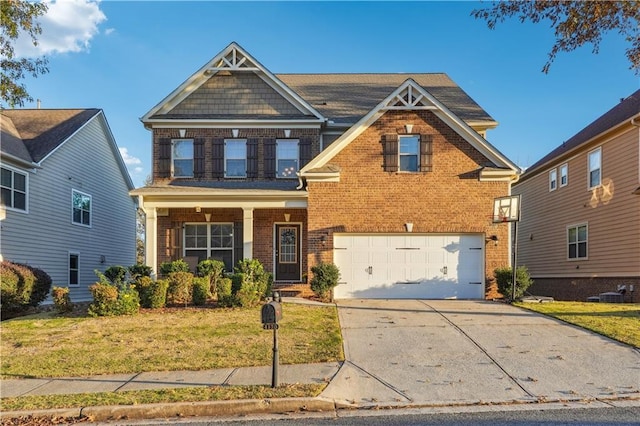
xmin=588 ymin=148 xmax=601 ymax=189
xmin=549 ymin=169 xmax=557 ymax=191
xmin=184 ymin=223 xmax=234 ymax=270
xmin=568 ymin=224 xmax=588 ymax=259
xmin=225 ymin=139 xmax=247 ymax=177
xmin=172 ymin=139 xmax=194 ymax=177
xmin=276 ymin=139 xmax=299 ymax=178
xmin=1 ymin=166 xmax=27 ymax=211
xmin=72 ymin=190 xmax=91 ymax=226
xmin=69 ymin=253 xmax=79 ymax=286
xmin=399 ymin=135 xmax=419 ymax=172
xmin=560 ymin=163 xmax=568 ymax=187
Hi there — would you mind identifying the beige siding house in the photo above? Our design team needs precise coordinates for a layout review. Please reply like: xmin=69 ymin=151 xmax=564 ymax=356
xmin=513 ymin=90 xmax=640 ymax=302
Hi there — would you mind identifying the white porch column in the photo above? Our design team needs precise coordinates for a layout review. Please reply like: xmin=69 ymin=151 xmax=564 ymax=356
xmin=145 ymin=207 xmax=158 ymax=277
xmin=243 ymin=208 xmax=254 ymax=260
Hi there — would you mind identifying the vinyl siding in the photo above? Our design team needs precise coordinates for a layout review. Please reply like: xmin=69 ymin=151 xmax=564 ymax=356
xmin=514 ymin=127 xmax=640 ymax=278
xmin=0 ymin=114 xmax=136 ymax=302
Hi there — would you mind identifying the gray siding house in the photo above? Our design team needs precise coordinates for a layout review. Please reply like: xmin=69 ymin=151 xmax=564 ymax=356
xmin=1 ymin=109 xmax=136 ymax=302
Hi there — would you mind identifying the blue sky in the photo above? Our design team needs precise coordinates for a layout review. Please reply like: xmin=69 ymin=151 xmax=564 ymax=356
xmin=15 ymin=1 xmax=640 ymax=187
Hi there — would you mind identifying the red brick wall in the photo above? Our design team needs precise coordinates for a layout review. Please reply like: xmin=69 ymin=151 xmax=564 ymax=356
xmin=529 ymin=277 xmax=640 ymax=303
xmin=306 ymin=110 xmax=512 ymax=298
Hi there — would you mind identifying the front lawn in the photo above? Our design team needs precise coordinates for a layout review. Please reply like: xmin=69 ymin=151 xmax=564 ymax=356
xmin=515 ymin=301 xmax=640 ymax=348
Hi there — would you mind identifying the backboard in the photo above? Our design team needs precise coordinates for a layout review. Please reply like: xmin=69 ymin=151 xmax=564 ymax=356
xmin=493 ymin=195 xmax=520 ymax=223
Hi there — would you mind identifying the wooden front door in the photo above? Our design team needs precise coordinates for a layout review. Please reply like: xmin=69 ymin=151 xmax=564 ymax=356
xmin=275 ymin=224 xmax=301 ymax=281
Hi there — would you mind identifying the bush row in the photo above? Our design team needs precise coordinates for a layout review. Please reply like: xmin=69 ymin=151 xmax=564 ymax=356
xmin=1 ymin=261 xmax=52 ymax=319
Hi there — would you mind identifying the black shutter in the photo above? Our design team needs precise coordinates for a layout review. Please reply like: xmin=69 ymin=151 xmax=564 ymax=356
xmin=212 ymin=138 xmax=224 ymax=178
xmin=420 ymin=134 xmax=433 ymax=172
xmin=247 ymin=138 xmax=258 ymax=178
xmin=234 ymin=221 xmax=244 ymax=267
xmin=194 ymin=138 xmax=205 ymax=178
xmin=299 ymin=137 xmax=313 ymax=168
xmin=264 ymin=138 xmax=276 ymax=178
xmin=382 ymin=134 xmax=398 ymax=172
xmin=158 ymin=138 xmax=171 ymax=178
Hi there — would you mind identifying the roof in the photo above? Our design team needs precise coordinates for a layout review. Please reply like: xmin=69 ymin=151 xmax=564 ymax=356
xmin=1 ymin=109 xmax=101 ymax=163
xmin=520 ymin=89 xmax=640 ymax=180
xmin=277 ymin=73 xmax=496 ymax=125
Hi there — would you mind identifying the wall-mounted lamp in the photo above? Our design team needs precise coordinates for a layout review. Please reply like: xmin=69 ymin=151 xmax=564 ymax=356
xmin=486 ymin=235 xmax=499 ymax=246
xmin=405 ymin=222 xmax=413 ymax=233
xmin=204 ymin=213 xmax=211 ymax=222
xmin=404 ymin=124 xmax=414 ymax=133
xmin=284 ymin=129 xmax=291 ymax=138
xmin=179 ymin=129 xmax=186 ymax=138
xmin=195 ymin=206 xmax=201 ymax=213
xmin=232 ymin=129 xmax=239 ymax=138
xmin=284 ymin=213 xmax=291 ymax=222
xmin=320 ymin=235 xmax=327 ymax=245
xmin=100 ymin=255 xmax=106 ymax=264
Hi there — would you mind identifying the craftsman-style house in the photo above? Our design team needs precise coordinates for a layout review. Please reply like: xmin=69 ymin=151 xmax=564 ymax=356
xmin=132 ymin=42 xmax=520 ymax=299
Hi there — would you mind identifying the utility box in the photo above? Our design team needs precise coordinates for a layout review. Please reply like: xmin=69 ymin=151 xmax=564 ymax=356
xmin=261 ymin=301 xmax=282 ymax=328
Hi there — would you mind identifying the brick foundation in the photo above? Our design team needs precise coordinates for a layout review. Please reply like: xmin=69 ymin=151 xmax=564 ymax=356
xmin=529 ymin=277 xmax=640 ymax=303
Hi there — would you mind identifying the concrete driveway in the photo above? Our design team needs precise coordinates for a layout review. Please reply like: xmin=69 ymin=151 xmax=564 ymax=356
xmin=320 ymin=299 xmax=640 ymax=408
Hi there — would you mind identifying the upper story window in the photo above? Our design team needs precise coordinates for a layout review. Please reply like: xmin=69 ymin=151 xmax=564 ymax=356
xmin=1 ymin=166 xmax=27 ymax=212
xmin=276 ymin=139 xmax=299 ymax=178
xmin=72 ymin=190 xmax=91 ymax=227
xmin=560 ymin=163 xmax=568 ymax=187
xmin=399 ymin=135 xmax=420 ymax=172
xmin=568 ymin=224 xmax=588 ymax=260
xmin=172 ymin=139 xmax=194 ymax=178
xmin=382 ymin=134 xmax=432 ymax=173
xmin=225 ymin=139 xmax=247 ymax=178
xmin=588 ymin=147 xmax=601 ymax=189
xmin=549 ymin=168 xmax=558 ymax=191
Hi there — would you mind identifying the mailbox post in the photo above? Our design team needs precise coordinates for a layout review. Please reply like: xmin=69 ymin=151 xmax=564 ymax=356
xmin=261 ymin=294 xmax=282 ymax=388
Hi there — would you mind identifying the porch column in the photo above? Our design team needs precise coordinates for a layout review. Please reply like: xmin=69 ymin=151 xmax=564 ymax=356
xmin=145 ymin=207 xmax=158 ymax=277
xmin=243 ymin=208 xmax=254 ymax=259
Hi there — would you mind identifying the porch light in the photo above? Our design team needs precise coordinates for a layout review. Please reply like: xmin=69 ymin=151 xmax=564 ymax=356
xmin=195 ymin=206 xmax=201 ymax=213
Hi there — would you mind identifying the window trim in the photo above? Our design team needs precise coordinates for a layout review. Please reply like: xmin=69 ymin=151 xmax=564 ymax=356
xmin=398 ymin=134 xmax=420 ymax=172
xmin=587 ymin=147 xmax=601 ymax=190
xmin=567 ymin=223 xmax=588 ymax=260
xmin=183 ymin=222 xmax=234 ymax=270
xmin=275 ymin=139 xmax=299 ymax=179
xmin=172 ymin=138 xmax=194 ymax=178
xmin=559 ymin=163 xmax=568 ymax=187
xmin=71 ymin=189 xmax=92 ymax=227
xmin=224 ymin=138 xmax=247 ymax=178
xmin=68 ymin=252 xmax=80 ymax=286
xmin=549 ymin=168 xmax=558 ymax=191
xmin=0 ymin=165 xmax=28 ymax=213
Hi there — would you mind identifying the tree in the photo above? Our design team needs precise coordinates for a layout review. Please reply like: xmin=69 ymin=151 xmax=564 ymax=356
xmin=472 ymin=1 xmax=640 ymax=74
xmin=1 ymin=0 xmax=49 ymax=107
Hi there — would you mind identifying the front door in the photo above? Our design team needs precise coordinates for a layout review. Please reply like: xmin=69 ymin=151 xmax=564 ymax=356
xmin=275 ymin=224 xmax=301 ymax=281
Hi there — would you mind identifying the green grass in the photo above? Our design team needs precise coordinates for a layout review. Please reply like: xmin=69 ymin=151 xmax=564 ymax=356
xmin=515 ymin=301 xmax=640 ymax=348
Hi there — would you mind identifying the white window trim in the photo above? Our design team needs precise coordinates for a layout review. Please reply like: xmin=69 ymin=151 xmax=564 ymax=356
xmin=560 ymin=163 xmax=568 ymax=187
xmin=224 ymin=139 xmax=247 ymax=178
xmin=567 ymin=223 xmax=588 ymax=261
xmin=68 ymin=251 xmax=80 ymax=286
xmin=587 ymin=147 xmax=602 ymax=190
xmin=398 ymin=134 xmax=420 ymax=172
xmin=183 ymin=222 xmax=234 ymax=267
xmin=71 ymin=189 xmax=92 ymax=228
xmin=0 ymin=164 xmax=29 ymax=213
xmin=549 ymin=168 xmax=557 ymax=191
xmin=171 ymin=139 xmax=194 ymax=178
xmin=276 ymin=139 xmax=299 ymax=179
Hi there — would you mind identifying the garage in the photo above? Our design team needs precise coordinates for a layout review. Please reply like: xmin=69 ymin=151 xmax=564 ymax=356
xmin=333 ymin=234 xmax=485 ymax=299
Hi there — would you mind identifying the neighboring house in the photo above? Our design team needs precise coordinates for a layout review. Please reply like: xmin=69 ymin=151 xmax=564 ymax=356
xmin=513 ymin=90 xmax=640 ymax=303
xmin=132 ymin=42 xmax=520 ymax=299
xmin=0 ymin=109 xmax=137 ymax=302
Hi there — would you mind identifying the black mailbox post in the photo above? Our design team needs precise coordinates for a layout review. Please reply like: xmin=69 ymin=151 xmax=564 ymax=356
xmin=261 ymin=296 xmax=282 ymax=387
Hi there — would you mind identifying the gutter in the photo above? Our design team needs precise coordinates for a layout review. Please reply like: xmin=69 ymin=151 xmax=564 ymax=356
xmin=0 ymin=152 xmax=41 ymax=170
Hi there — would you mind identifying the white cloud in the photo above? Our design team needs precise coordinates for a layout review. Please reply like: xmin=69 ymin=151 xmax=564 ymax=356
xmin=14 ymin=0 xmax=107 ymax=58
xmin=119 ymin=147 xmax=142 ymax=167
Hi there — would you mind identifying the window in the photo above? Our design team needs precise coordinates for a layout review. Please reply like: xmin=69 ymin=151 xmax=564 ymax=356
xmin=225 ymin=139 xmax=247 ymax=177
xmin=549 ymin=169 xmax=557 ymax=191
xmin=184 ymin=223 xmax=234 ymax=270
xmin=588 ymin=148 xmax=601 ymax=189
xmin=1 ymin=166 xmax=27 ymax=211
xmin=172 ymin=139 xmax=194 ymax=177
xmin=560 ymin=164 xmax=568 ymax=187
xmin=568 ymin=224 xmax=588 ymax=259
xmin=72 ymin=190 xmax=91 ymax=226
xmin=69 ymin=253 xmax=79 ymax=286
xmin=399 ymin=135 xmax=419 ymax=172
xmin=276 ymin=139 xmax=299 ymax=178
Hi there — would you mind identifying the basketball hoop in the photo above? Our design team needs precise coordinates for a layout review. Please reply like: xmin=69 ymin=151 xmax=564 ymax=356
xmin=492 ymin=195 xmax=520 ymax=223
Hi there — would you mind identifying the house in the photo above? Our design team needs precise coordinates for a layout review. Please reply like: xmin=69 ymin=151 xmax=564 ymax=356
xmin=132 ymin=42 xmax=520 ymax=299
xmin=0 ymin=109 xmax=137 ymax=302
xmin=513 ymin=90 xmax=640 ymax=303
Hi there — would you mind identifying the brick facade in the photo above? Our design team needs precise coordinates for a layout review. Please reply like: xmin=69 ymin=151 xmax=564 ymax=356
xmin=529 ymin=277 xmax=639 ymax=303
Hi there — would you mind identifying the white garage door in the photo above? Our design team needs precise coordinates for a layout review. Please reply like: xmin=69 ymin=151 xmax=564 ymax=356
xmin=333 ymin=234 xmax=485 ymax=299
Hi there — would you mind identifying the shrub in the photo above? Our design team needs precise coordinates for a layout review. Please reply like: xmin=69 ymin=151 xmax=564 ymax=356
xmin=135 ymin=276 xmax=168 ymax=309
xmin=104 ymin=265 xmax=128 ymax=288
xmin=28 ymin=266 xmax=53 ymax=307
xmin=216 ymin=277 xmax=233 ymax=307
xmin=494 ymin=266 xmax=534 ymax=301
xmin=52 ymin=286 xmax=73 ymax=314
xmin=166 ymin=271 xmax=193 ymax=306
xmin=128 ymin=264 xmax=153 ymax=280
xmin=310 ymin=262 xmax=341 ymax=301
xmin=234 ymin=259 xmax=272 ymax=300
xmin=192 ymin=277 xmax=210 ymax=306
xmin=0 ymin=261 xmax=37 ymax=317
xmin=1 ymin=263 xmax=21 ymax=316
xmin=197 ymin=259 xmax=225 ymax=296
xmin=159 ymin=259 xmax=190 ymax=276
xmin=87 ymin=282 xmax=119 ymax=316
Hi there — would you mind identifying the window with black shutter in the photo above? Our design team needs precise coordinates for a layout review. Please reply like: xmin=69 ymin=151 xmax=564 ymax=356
xmin=419 ymin=134 xmax=433 ymax=172
xmin=247 ymin=139 xmax=259 ymax=178
xmin=157 ymin=138 xmax=171 ymax=178
xmin=264 ymin=138 xmax=276 ymax=178
xmin=212 ymin=138 xmax=225 ymax=178
xmin=194 ymin=138 xmax=205 ymax=178
xmin=299 ymin=137 xmax=313 ymax=168
xmin=382 ymin=134 xmax=433 ymax=173
xmin=382 ymin=134 xmax=399 ymax=172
